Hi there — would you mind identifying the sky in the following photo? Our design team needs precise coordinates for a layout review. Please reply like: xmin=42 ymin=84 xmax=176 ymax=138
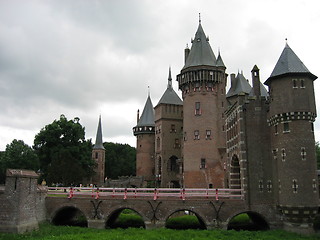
xmin=0 ymin=0 xmax=320 ymax=151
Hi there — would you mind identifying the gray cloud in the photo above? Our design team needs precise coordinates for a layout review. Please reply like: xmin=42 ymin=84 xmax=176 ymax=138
xmin=0 ymin=0 xmax=319 ymax=150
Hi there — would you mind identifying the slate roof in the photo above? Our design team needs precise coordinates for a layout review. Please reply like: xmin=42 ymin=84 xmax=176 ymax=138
xmin=265 ymin=43 xmax=317 ymax=84
xmin=93 ymin=115 xmax=105 ymax=150
xmin=136 ymin=96 xmax=155 ymax=127
xmin=157 ymin=68 xmax=183 ymax=106
xmin=216 ymin=52 xmax=226 ymax=68
xmin=226 ymin=72 xmax=252 ymax=98
xmin=183 ymin=23 xmax=217 ymax=70
xmin=249 ymin=82 xmax=269 ymax=97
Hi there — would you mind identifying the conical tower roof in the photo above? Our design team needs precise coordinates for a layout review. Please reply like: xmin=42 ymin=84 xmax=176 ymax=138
xmin=182 ymin=22 xmax=217 ymax=70
xmin=136 ymin=95 xmax=155 ymax=127
xmin=157 ymin=67 xmax=183 ymax=106
xmin=93 ymin=115 xmax=105 ymax=150
xmin=216 ymin=51 xmax=226 ymax=68
xmin=265 ymin=43 xmax=317 ymax=84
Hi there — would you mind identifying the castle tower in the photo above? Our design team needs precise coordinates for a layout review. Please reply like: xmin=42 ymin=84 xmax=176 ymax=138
xmin=176 ymin=20 xmax=227 ymax=188
xmin=92 ymin=115 xmax=105 ymax=186
xmin=154 ymin=67 xmax=183 ymax=188
xmin=133 ymin=95 xmax=155 ymax=185
xmin=265 ymin=43 xmax=318 ymax=233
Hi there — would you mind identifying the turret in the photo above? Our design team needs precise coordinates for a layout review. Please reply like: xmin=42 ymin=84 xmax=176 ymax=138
xmin=176 ymin=19 xmax=227 ymax=188
xmin=265 ymin=43 xmax=318 ymax=233
xmin=133 ymin=95 xmax=155 ymax=185
xmin=154 ymin=67 xmax=183 ymax=188
xmin=92 ymin=115 xmax=105 ymax=186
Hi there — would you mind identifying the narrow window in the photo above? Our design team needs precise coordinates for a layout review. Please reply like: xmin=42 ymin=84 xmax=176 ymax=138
xmin=300 ymin=79 xmax=305 ymax=88
xmin=283 ymin=122 xmax=290 ymax=133
xmin=267 ymin=180 xmax=272 ymax=193
xmin=174 ymin=139 xmax=180 ymax=149
xmin=272 ymin=149 xmax=277 ymax=160
xmin=292 ymin=179 xmax=298 ymax=193
xmin=275 ymin=124 xmax=278 ymax=135
xmin=312 ymin=179 xmax=317 ymax=193
xmin=292 ymin=79 xmax=297 ymax=88
xmin=184 ymin=132 xmax=187 ymax=141
xmin=200 ymin=158 xmax=206 ymax=169
xmin=170 ymin=124 xmax=176 ymax=133
xmin=194 ymin=130 xmax=200 ymax=140
xmin=301 ymin=147 xmax=306 ymax=161
xmin=156 ymin=137 xmax=160 ymax=149
xmin=195 ymin=102 xmax=201 ymax=116
xmin=258 ymin=180 xmax=263 ymax=192
xmin=311 ymin=122 xmax=314 ymax=132
xmin=281 ymin=148 xmax=286 ymax=162
xmin=95 ymin=152 xmax=99 ymax=159
xmin=206 ymin=130 xmax=211 ymax=140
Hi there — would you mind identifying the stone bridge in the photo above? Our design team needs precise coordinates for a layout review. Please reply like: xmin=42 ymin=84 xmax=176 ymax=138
xmin=45 ymin=187 xmax=274 ymax=230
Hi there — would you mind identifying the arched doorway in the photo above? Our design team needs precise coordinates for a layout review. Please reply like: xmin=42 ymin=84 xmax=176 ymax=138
xmin=227 ymin=212 xmax=269 ymax=231
xmin=106 ymin=208 xmax=145 ymax=229
xmin=230 ymin=155 xmax=241 ymax=189
xmin=165 ymin=210 xmax=206 ymax=230
xmin=52 ymin=206 xmax=87 ymax=227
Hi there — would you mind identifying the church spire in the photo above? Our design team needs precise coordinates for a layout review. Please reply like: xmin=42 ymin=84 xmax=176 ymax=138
xmin=93 ymin=115 xmax=105 ymax=149
xmin=167 ymin=66 xmax=172 ymax=89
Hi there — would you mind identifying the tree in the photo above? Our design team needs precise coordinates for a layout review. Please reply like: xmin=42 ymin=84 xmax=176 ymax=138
xmin=104 ymin=142 xmax=136 ymax=179
xmin=0 ymin=139 xmax=39 ymax=184
xmin=33 ymin=115 xmax=94 ymax=186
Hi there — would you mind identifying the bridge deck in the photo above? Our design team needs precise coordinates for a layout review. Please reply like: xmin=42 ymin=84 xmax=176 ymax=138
xmin=47 ymin=187 xmax=243 ymax=201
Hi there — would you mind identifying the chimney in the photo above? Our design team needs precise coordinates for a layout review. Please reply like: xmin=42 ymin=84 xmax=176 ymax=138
xmin=185 ymin=44 xmax=190 ymax=64
xmin=251 ymin=65 xmax=261 ymax=97
xmin=230 ymin=73 xmax=236 ymax=91
xmin=137 ymin=109 xmax=140 ymax=124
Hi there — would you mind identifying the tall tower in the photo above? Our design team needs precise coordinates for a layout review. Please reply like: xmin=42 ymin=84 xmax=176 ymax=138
xmin=133 ymin=95 xmax=155 ymax=186
xmin=176 ymin=20 xmax=227 ymax=188
xmin=92 ymin=115 xmax=105 ymax=186
xmin=154 ymin=67 xmax=183 ymax=188
xmin=265 ymin=43 xmax=318 ymax=232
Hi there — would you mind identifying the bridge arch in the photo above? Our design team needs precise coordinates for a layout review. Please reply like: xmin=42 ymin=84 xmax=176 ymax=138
xmin=51 ymin=205 xmax=88 ymax=227
xmin=165 ymin=209 xmax=207 ymax=229
xmin=227 ymin=211 xmax=270 ymax=231
xmin=106 ymin=207 xmax=146 ymax=229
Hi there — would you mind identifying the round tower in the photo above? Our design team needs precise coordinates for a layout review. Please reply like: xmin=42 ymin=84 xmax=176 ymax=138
xmin=265 ymin=43 xmax=318 ymax=233
xmin=133 ymin=95 xmax=155 ymax=186
xmin=176 ymin=20 xmax=227 ymax=188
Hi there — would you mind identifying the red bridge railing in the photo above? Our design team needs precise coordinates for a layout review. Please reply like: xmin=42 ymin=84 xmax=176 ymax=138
xmin=47 ymin=187 xmax=243 ymax=200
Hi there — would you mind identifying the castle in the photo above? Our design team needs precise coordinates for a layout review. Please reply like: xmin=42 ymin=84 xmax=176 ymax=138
xmin=132 ymin=19 xmax=319 ymax=219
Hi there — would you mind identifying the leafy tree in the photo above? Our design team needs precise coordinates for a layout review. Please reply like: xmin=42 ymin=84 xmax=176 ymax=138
xmin=316 ymin=141 xmax=320 ymax=169
xmin=0 ymin=139 xmax=39 ymax=184
xmin=104 ymin=142 xmax=136 ymax=179
xmin=34 ymin=115 xmax=94 ymax=186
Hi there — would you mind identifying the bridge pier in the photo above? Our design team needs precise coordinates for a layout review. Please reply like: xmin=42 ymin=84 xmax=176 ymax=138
xmin=145 ymin=221 xmax=165 ymax=229
xmin=88 ymin=219 xmax=105 ymax=229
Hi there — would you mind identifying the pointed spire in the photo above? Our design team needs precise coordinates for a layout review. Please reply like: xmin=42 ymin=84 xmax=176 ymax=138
xmin=266 ymin=42 xmax=317 ymax=84
xmin=167 ymin=66 xmax=173 ymax=89
xmin=182 ymin=18 xmax=217 ymax=70
xmin=216 ymin=49 xmax=226 ymax=68
xmin=156 ymin=67 xmax=183 ymax=106
xmin=93 ymin=115 xmax=105 ymax=150
xmin=136 ymin=95 xmax=155 ymax=127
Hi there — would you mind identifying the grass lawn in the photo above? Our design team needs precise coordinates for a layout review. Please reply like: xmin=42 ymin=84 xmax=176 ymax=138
xmin=0 ymin=223 xmax=319 ymax=240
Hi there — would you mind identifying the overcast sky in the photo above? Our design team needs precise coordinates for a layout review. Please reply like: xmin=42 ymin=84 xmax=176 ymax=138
xmin=0 ymin=0 xmax=320 ymax=151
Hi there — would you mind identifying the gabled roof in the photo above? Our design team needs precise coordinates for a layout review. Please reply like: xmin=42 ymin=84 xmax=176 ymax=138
xmin=136 ymin=95 xmax=155 ymax=127
xmin=182 ymin=23 xmax=217 ymax=70
xmin=93 ymin=115 xmax=105 ymax=150
xmin=226 ymin=72 xmax=252 ymax=98
xmin=156 ymin=68 xmax=183 ymax=107
xmin=265 ymin=43 xmax=317 ymax=84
